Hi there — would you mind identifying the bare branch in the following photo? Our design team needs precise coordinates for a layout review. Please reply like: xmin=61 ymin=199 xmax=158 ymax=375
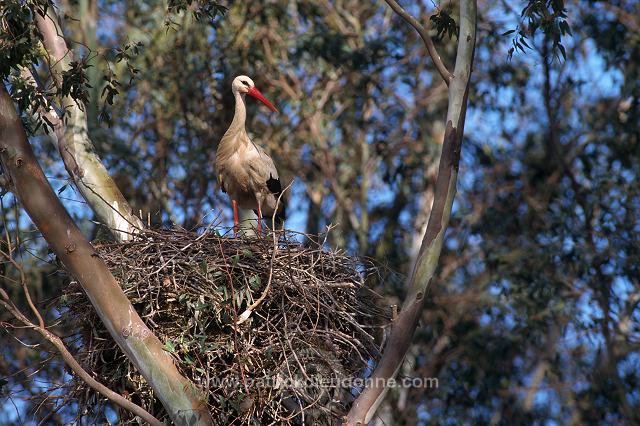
xmin=0 ymin=248 xmax=46 ymax=330
xmin=344 ymin=1 xmax=477 ymax=423
xmin=384 ymin=0 xmax=453 ymax=85
xmin=34 ymin=6 xmax=145 ymax=242
xmin=0 ymin=288 xmax=162 ymax=426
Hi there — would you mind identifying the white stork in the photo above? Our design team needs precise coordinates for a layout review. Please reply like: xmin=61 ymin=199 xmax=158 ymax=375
xmin=215 ymin=75 xmax=284 ymax=234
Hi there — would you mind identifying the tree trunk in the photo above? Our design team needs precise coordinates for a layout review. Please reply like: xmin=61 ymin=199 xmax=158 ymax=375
xmin=78 ymin=0 xmax=100 ymax=133
xmin=35 ymin=7 xmax=144 ymax=243
xmin=0 ymin=86 xmax=211 ymax=425
xmin=344 ymin=1 xmax=477 ymax=423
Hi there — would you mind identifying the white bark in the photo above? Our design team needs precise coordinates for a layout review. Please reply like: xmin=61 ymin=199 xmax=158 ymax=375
xmin=36 ymin=7 xmax=144 ymax=242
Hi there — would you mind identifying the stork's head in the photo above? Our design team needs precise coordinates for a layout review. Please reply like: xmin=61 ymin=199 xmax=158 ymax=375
xmin=232 ymin=75 xmax=278 ymax=113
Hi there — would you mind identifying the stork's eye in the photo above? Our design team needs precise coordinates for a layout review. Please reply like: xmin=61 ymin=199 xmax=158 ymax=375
xmin=241 ymin=80 xmax=250 ymax=87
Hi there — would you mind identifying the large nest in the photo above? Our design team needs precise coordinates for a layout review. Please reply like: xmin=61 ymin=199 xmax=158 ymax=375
xmin=60 ymin=228 xmax=389 ymax=425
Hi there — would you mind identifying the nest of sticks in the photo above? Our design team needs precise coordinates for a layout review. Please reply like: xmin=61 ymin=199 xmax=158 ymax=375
xmin=60 ymin=228 xmax=389 ymax=425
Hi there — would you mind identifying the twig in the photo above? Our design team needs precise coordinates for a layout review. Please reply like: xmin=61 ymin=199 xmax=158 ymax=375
xmin=0 ymin=249 xmax=45 ymax=330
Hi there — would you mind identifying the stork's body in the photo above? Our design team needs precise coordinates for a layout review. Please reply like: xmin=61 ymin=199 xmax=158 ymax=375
xmin=216 ymin=76 xmax=282 ymax=233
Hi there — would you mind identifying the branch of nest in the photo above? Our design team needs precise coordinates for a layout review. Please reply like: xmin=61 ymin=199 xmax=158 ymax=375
xmin=61 ymin=227 xmax=391 ymax=424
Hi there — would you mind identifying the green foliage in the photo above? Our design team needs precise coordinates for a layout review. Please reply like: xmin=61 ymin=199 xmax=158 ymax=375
xmin=113 ymin=41 xmax=143 ymax=84
xmin=0 ymin=0 xmax=42 ymax=79
xmin=60 ymin=60 xmax=92 ymax=106
xmin=430 ymin=9 xmax=459 ymax=41
xmin=166 ymin=0 xmax=227 ymax=26
xmin=163 ymin=339 xmax=176 ymax=353
xmin=505 ymin=0 xmax=572 ymax=60
xmin=98 ymin=75 xmax=120 ymax=124
xmin=9 ymin=73 xmax=56 ymax=133
xmin=0 ymin=0 xmax=59 ymax=132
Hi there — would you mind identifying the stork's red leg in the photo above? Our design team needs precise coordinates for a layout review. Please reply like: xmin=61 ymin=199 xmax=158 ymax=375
xmin=257 ymin=203 xmax=262 ymax=235
xmin=232 ymin=200 xmax=239 ymax=235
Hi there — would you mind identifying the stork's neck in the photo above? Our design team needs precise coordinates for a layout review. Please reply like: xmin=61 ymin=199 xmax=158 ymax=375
xmin=228 ymin=91 xmax=247 ymax=135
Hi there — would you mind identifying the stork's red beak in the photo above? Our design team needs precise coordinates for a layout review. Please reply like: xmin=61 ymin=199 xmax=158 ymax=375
xmin=247 ymin=87 xmax=278 ymax=113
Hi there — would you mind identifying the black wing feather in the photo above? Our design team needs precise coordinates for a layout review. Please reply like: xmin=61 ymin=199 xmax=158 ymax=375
xmin=266 ymin=174 xmax=282 ymax=195
xmin=254 ymin=174 xmax=286 ymax=224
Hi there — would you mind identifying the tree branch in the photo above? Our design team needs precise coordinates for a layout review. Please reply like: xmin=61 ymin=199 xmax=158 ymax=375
xmin=34 ymin=5 xmax=144 ymax=242
xmin=344 ymin=1 xmax=476 ymax=424
xmin=384 ymin=0 xmax=453 ymax=86
xmin=0 ymin=285 xmax=162 ymax=426
xmin=0 ymin=85 xmax=212 ymax=425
